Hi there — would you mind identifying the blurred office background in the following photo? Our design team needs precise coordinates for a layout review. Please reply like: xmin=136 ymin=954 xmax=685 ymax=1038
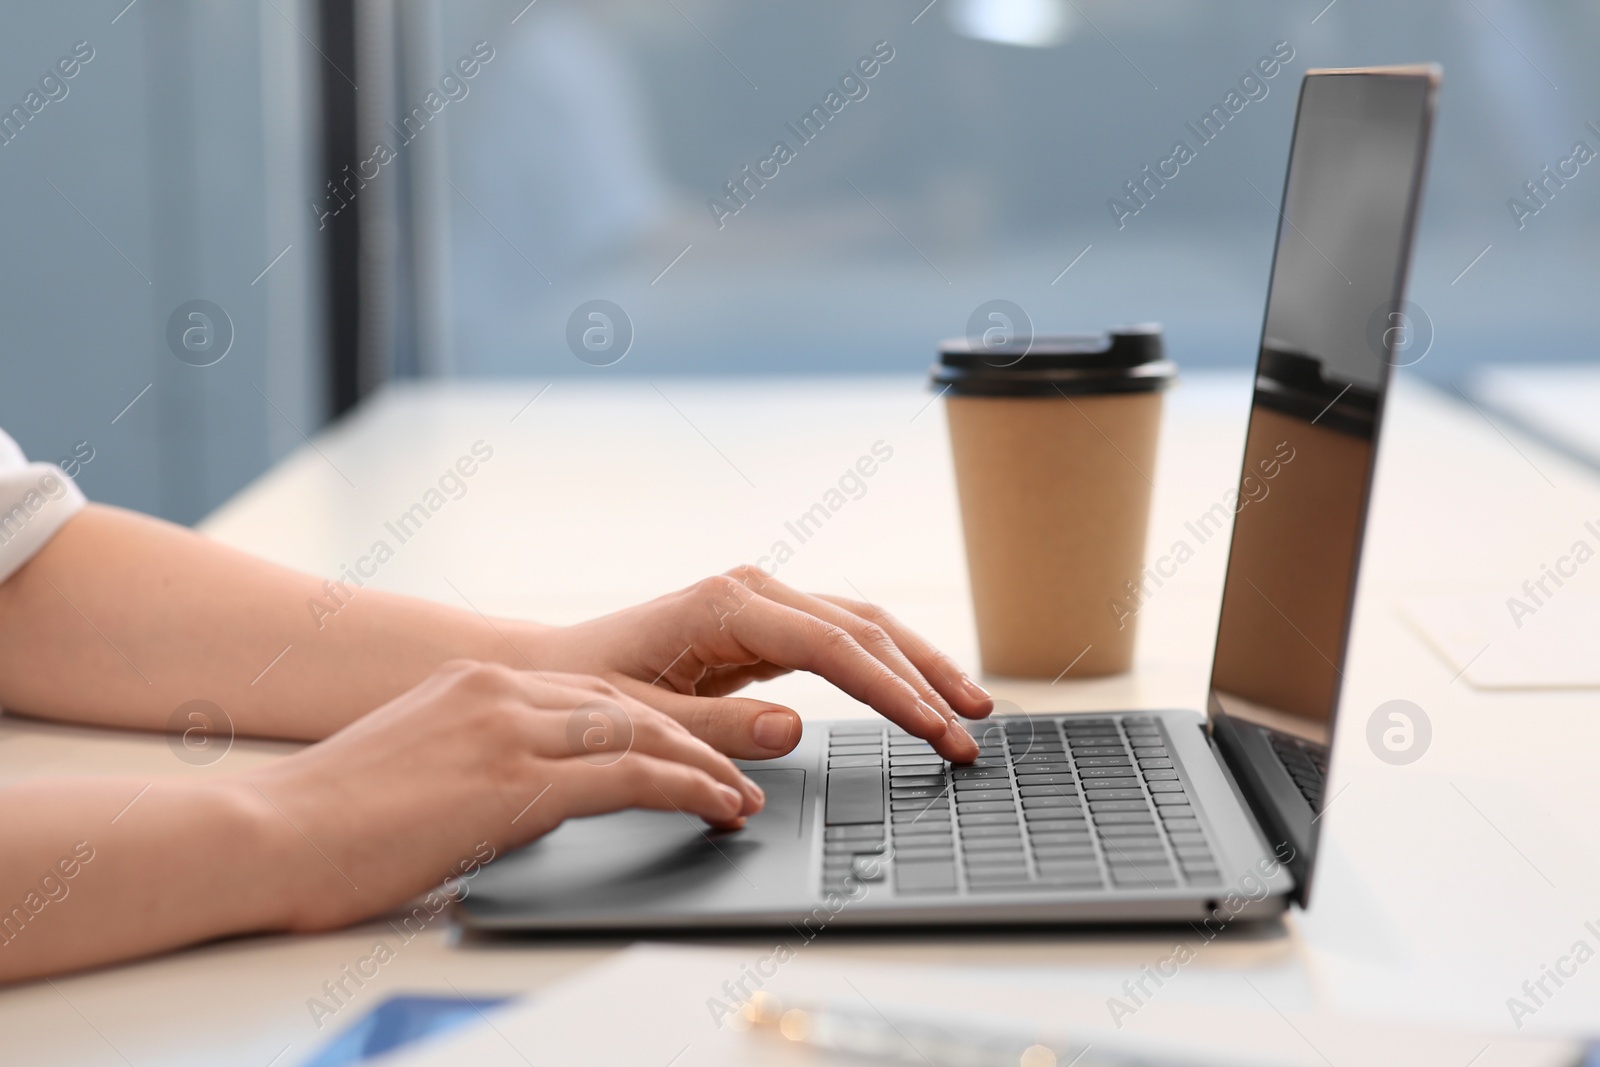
xmin=1 ymin=0 xmax=1595 ymax=523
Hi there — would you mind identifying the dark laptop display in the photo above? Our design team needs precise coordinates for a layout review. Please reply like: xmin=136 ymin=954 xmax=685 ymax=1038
xmin=1207 ymin=68 xmax=1438 ymax=903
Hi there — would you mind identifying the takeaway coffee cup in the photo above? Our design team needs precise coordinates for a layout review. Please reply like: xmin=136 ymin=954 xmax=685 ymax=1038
xmin=933 ymin=326 xmax=1176 ymax=679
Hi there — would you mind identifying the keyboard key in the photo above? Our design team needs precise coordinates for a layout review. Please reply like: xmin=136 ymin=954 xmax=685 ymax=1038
xmin=968 ymin=880 xmax=1051 ymax=893
xmin=1142 ymin=770 xmax=1179 ymax=781
xmin=1015 ymin=752 xmax=1068 ymax=764
xmin=851 ymin=855 xmax=887 ymax=882
xmin=1108 ymin=860 xmax=1175 ymax=877
xmin=829 ymin=741 xmax=883 ymax=754
xmin=1099 ymin=826 xmax=1162 ymax=841
xmin=951 ymin=766 xmax=1009 ymax=780
xmin=1084 ymin=789 xmax=1144 ymax=801
xmin=961 ymin=824 xmax=1024 ymax=839
xmin=890 ymin=753 xmax=944 ymax=766
xmin=825 ymin=768 xmax=885 ymax=825
xmin=1019 ymin=784 xmax=1077 ymax=798
xmin=894 ymin=824 xmax=954 ymax=838
xmin=1132 ymin=747 xmax=1167 ymax=757
xmin=963 ymin=835 xmax=1025 ymax=851
xmin=1167 ymin=831 xmax=1207 ymax=846
xmin=890 ymin=764 xmax=946 ymax=777
xmin=895 ymin=862 xmax=957 ymax=893
xmin=1033 ymin=846 xmax=1097 ymax=861
xmin=893 ymin=846 xmax=955 ymax=862
xmin=1138 ymin=758 xmax=1173 ymax=769
xmin=829 ymin=754 xmax=883 ymax=769
xmin=1013 ymin=773 xmax=1073 ymax=786
xmin=1157 ymin=806 xmax=1196 ymax=820
xmin=1029 ymin=831 xmax=1092 ymax=846
xmin=1093 ymin=812 xmax=1155 ymax=825
xmin=1079 ymin=767 xmax=1138 ymax=780
xmin=957 ymin=812 xmax=1021 ymax=827
xmin=889 ymin=812 xmax=947 ymax=831
xmin=1090 ymin=800 xmax=1148 ymax=813
xmin=1024 ymin=804 xmax=1085 ymax=819
xmin=892 ymin=797 xmax=949 ymax=812
xmin=953 ymin=788 xmax=1013 ymax=803
xmin=891 ymin=786 xmax=949 ymax=801
xmin=824 ymin=824 xmax=885 ymax=841
xmin=1162 ymin=818 xmax=1200 ymax=832
xmin=966 ymin=860 xmax=1029 ymax=876
xmin=1106 ymin=848 xmax=1167 ymax=864
xmin=1148 ymin=780 xmax=1185 ymax=793
xmin=1037 ymin=860 xmax=1102 ymax=879
xmin=1175 ymin=847 xmax=1213 ymax=862
xmin=1102 ymin=843 xmax=1165 ymax=860
xmin=1075 ymin=756 xmax=1131 ymax=768
xmin=890 ymin=775 xmax=945 ymax=789
xmin=1012 ymin=763 xmax=1071 ymax=776
xmin=1024 ymin=825 xmax=1088 ymax=844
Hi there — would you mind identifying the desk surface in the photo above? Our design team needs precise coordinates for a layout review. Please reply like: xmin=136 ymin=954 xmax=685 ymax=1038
xmin=3 ymin=372 xmax=1598 ymax=1065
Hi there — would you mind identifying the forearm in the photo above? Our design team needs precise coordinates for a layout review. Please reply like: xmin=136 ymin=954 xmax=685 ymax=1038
xmin=0 ymin=776 xmax=295 ymax=984
xmin=0 ymin=505 xmax=552 ymax=739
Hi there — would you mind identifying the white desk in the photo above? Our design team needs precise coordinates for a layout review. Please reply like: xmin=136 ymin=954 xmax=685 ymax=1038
xmin=3 ymin=372 xmax=1598 ymax=1066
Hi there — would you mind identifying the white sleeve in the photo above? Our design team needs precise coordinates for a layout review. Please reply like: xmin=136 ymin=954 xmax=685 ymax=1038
xmin=0 ymin=429 xmax=87 ymax=584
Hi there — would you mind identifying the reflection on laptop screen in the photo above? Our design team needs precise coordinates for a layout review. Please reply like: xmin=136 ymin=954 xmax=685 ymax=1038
xmin=1206 ymin=68 xmax=1436 ymax=897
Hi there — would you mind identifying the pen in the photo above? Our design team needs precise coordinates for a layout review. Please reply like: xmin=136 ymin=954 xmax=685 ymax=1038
xmin=737 ymin=992 xmax=1289 ymax=1067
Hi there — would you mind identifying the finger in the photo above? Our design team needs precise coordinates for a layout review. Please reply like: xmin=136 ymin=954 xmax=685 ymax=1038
xmin=540 ymin=754 xmax=748 ymax=832
xmin=618 ymin=678 xmax=802 ymax=759
xmin=815 ymin=593 xmax=993 ymax=718
xmin=740 ymin=578 xmax=957 ymax=720
xmin=693 ymin=661 xmax=791 ymax=698
xmin=517 ymin=680 xmax=765 ymax=814
xmin=689 ymin=584 xmax=977 ymax=762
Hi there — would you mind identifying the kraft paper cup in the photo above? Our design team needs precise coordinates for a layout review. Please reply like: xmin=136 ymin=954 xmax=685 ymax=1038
xmin=933 ymin=326 xmax=1176 ymax=679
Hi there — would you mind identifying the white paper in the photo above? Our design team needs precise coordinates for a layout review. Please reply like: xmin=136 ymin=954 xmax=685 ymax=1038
xmin=1402 ymin=593 xmax=1600 ymax=689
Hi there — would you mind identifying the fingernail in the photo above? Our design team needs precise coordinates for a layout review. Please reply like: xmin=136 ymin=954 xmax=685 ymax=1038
xmin=716 ymin=784 xmax=743 ymax=813
xmin=916 ymin=699 xmax=948 ymax=732
xmin=961 ymin=675 xmax=992 ymax=703
xmin=752 ymin=711 xmax=797 ymax=750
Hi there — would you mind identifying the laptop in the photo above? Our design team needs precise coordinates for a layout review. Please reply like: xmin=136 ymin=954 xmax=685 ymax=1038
xmin=461 ymin=65 xmax=1440 ymax=930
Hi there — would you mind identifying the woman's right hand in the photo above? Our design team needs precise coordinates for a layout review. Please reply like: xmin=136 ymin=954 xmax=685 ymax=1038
xmin=238 ymin=661 xmax=765 ymax=932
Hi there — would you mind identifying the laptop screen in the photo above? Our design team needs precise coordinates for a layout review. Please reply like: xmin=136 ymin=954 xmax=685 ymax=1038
xmin=1206 ymin=68 xmax=1436 ymax=900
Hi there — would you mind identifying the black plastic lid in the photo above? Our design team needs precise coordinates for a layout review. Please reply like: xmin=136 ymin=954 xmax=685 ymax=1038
xmin=932 ymin=325 xmax=1177 ymax=397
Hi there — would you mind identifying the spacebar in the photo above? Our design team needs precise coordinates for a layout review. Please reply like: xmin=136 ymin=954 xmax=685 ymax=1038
xmin=825 ymin=768 xmax=884 ymax=825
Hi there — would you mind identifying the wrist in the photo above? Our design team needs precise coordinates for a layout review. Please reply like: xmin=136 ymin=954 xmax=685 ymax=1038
xmin=486 ymin=617 xmax=561 ymax=672
xmin=213 ymin=773 xmax=337 ymax=932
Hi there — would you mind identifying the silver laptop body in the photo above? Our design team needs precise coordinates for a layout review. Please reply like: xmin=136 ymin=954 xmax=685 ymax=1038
xmin=461 ymin=65 xmax=1439 ymax=931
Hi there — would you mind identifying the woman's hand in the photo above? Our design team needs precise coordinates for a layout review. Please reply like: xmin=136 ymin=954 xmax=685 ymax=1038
xmin=238 ymin=661 xmax=765 ymax=931
xmin=530 ymin=567 xmax=992 ymax=763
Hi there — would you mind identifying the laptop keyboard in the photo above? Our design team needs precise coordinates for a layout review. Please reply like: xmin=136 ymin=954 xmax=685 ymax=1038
xmin=1266 ymin=730 xmax=1328 ymax=809
xmin=822 ymin=714 xmax=1223 ymax=896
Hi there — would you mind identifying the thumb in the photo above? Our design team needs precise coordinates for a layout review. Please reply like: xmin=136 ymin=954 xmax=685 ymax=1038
xmin=616 ymin=679 xmax=802 ymax=759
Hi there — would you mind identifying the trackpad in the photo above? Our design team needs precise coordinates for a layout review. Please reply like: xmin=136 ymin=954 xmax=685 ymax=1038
xmin=465 ymin=768 xmax=809 ymax=921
